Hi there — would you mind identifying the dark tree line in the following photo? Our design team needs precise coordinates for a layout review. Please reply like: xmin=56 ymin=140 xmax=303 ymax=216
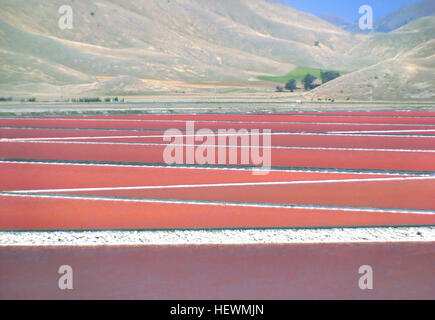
xmin=303 ymin=71 xmax=341 ymax=91
xmin=276 ymin=70 xmax=341 ymax=92
xmin=276 ymin=79 xmax=297 ymax=92
xmin=321 ymin=71 xmax=341 ymax=84
xmin=285 ymin=79 xmax=297 ymax=92
xmin=302 ymin=74 xmax=318 ymax=90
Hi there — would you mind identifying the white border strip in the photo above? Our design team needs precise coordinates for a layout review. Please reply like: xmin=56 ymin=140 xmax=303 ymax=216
xmin=0 ymin=160 xmax=430 ymax=176
xmin=1 ymin=227 xmax=434 ymax=246
xmin=4 ymin=117 xmax=435 ymax=127
xmin=1 ymin=193 xmax=433 ymax=215
xmin=3 ymin=131 xmax=435 ymax=141
xmin=2 ymin=139 xmax=435 ymax=152
xmin=2 ymin=127 xmax=434 ymax=138
xmin=330 ymin=129 xmax=435 ymax=134
xmin=7 ymin=176 xmax=435 ymax=194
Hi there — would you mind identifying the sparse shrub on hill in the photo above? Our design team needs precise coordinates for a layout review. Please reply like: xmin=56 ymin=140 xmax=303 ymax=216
xmin=275 ymin=85 xmax=284 ymax=92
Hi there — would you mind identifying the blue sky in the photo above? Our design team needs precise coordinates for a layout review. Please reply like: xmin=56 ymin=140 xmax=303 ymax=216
xmin=278 ymin=0 xmax=421 ymax=21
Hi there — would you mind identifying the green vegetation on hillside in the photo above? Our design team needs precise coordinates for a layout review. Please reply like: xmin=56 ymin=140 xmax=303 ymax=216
xmin=258 ymin=67 xmax=347 ymax=83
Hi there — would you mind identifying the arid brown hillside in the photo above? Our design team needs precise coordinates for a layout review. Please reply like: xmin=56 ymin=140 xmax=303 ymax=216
xmin=0 ymin=0 xmax=433 ymax=99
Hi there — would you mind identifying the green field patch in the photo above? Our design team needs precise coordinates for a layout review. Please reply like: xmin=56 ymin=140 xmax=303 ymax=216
xmin=258 ymin=67 xmax=348 ymax=83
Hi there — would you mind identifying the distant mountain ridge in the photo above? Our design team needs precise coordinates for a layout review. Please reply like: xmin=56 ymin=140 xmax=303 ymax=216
xmin=374 ymin=0 xmax=435 ymax=32
xmin=317 ymin=14 xmax=356 ymax=33
xmin=318 ymin=0 xmax=435 ymax=33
